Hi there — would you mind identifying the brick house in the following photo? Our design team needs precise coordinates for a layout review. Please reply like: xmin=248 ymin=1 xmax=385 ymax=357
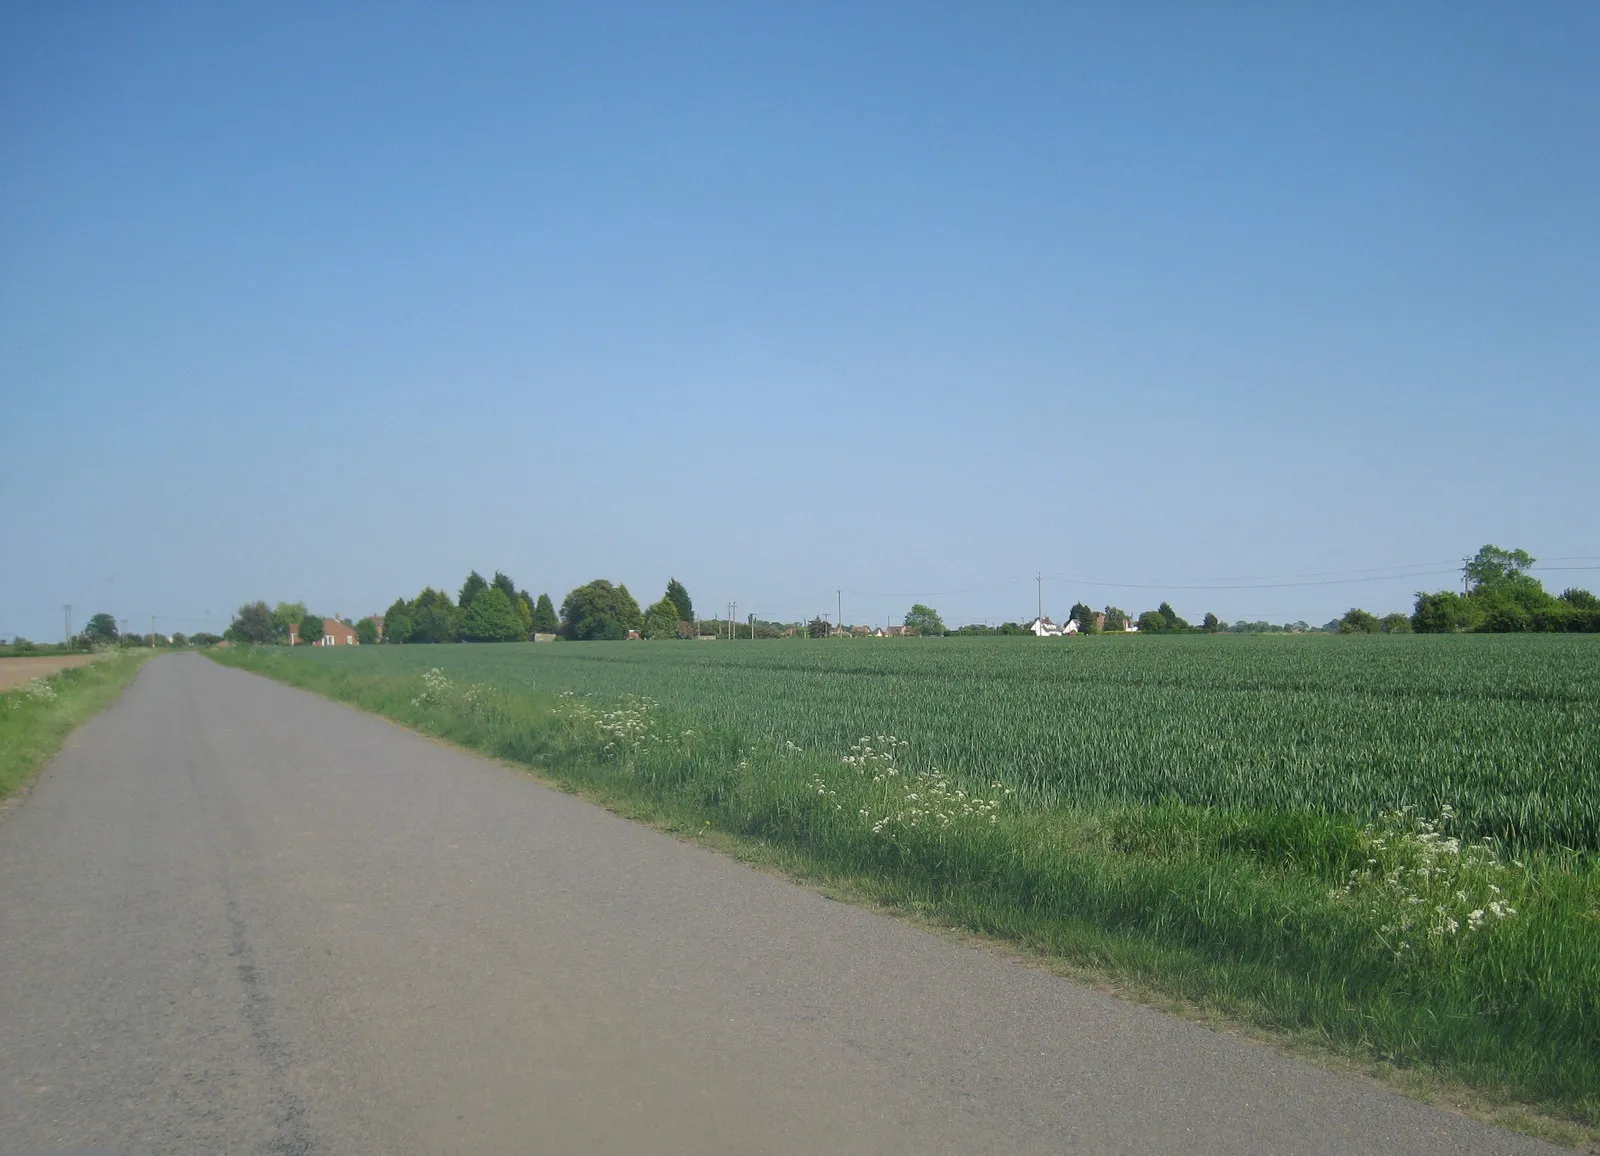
xmin=318 ymin=618 xmax=358 ymax=646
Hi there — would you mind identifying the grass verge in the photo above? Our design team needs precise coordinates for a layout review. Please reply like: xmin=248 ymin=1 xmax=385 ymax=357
xmin=210 ymin=648 xmax=1599 ymax=1147
xmin=0 ymin=650 xmax=159 ymax=805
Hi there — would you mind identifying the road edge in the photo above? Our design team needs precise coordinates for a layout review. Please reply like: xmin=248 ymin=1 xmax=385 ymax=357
xmin=202 ymin=653 xmax=1596 ymax=1152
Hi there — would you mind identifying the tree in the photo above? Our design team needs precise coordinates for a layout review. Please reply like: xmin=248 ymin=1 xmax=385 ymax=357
xmin=458 ymin=570 xmax=489 ymax=611
xmin=1560 ymin=588 xmax=1599 ymax=610
xmin=1202 ymin=612 xmax=1222 ymax=633
xmin=514 ymin=590 xmax=534 ymax=637
xmin=273 ymin=602 xmax=307 ymax=642
xmin=229 ymin=602 xmax=276 ymax=644
xmin=807 ymin=616 xmax=829 ymax=639
xmin=1156 ymin=601 xmax=1190 ymax=631
xmin=171 ymin=632 xmax=189 ymax=647
xmin=559 ymin=580 xmax=643 ymax=641
xmin=356 ymin=618 xmax=379 ymax=645
xmin=491 ymin=571 xmax=518 ymax=604
xmin=298 ymin=613 xmax=325 ymax=645
xmin=1480 ymin=602 xmax=1530 ymax=633
xmin=1135 ymin=609 xmax=1167 ymax=633
xmin=1068 ymin=602 xmax=1095 ymax=633
xmin=1338 ymin=608 xmax=1380 ymax=634
xmin=1412 ymin=590 xmax=1479 ymax=633
xmin=665 ymin=578 xmax=693 ymax=625
xmin=383 ymin=597 xmax=414 ymax=643
xmin=644 ymin=597 xmax=680 ymax=640
xmin=84 ymin=612 xmax=119 ymax=644
xmin=1465 ymin=544 xmax=1536 ymax=592
xmin=903 ymin=604 xmax=945 ymax=636
xmin=1102 ymin=606 xmax=1128 ymax=632
xmin=1379 ymin=613 xmax=1412 ymax=634
xmin=530 ymin=593 xmax=559 ymax=634
xmin=410 ymin=588 xmax=458 ymax=644
xmin=460 ymin=587 xmax=525 ymax=641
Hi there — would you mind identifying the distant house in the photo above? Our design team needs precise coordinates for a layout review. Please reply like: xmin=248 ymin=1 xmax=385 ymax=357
xmin=884 ymin=625 xmax=908 ymax=637
xmin=851 ymin=625 xmax=871 ymax=636
xmin=318 ymin=618 xmax=359 ymax=646
xmin=370 ymin=615 xmax=385 ymax=641
xmin=1027 ymin=617 xmax=1079 ymax=637
xmin=1093 ymin=613 xmax=1107 ymax=632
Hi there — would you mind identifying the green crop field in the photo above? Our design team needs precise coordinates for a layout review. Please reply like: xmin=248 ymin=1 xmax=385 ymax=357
xmin=241 ymin=633 xmax=1600 ymax=849
xmin=213 ymin=635 xmax=1600 ymax=1131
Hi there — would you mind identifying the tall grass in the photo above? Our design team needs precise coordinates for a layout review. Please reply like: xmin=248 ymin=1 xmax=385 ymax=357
xmin=211 ymin=641 xmax=1600 ymax=1126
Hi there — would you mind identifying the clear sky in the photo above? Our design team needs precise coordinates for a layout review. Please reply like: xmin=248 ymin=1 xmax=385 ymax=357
xmin=3 ymin=2 xmax=1596 ymax=638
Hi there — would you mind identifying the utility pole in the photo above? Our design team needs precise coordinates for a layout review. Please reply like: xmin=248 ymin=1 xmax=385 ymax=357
xmin=63 ymin=604 xmax=72 ymax=646
xmin=1037 ymin=572 xmax=1043 ymax=624
xmin=748 ymin=612 xmax=754 ymax=641
xmin=151 ymin=615 xmax=156 ymax=647
xmin=732 ymin=602 xmax=738 ymax=640
xmin=836 ymin=589 xmax=842 ymax=634
xmin=1462 ymin=557 xmax=1472 ymax=595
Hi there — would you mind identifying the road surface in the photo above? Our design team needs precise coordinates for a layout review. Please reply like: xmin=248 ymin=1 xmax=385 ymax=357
xmin=0 ymin=655 xmax=1563 ymax=1154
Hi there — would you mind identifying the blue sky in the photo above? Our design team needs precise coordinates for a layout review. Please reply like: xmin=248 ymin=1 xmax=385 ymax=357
xmin=3 ymin=2 xmax=1596 ymax=637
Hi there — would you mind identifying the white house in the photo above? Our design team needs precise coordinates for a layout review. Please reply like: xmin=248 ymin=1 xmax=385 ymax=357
xmin=1027 ymin=617 xmax=1080 ymax=637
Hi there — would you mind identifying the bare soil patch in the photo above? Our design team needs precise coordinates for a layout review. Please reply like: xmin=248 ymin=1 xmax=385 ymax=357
xmin=0 ymin=654 xmax=96 ymax=690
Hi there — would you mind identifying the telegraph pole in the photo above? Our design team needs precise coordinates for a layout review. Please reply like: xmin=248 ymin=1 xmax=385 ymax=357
xmin=836 ymin=589 xmax=842 ymax=634
xmin=151 ymin=615 xmax=156 ymax=647
xmin=63 ymin=604 xmax=72 ymax=646
xmin=1462 ymin=557 xmax=1472 ymax=595
xmin=1037 ymin=572 xmax=1043 ymax=624
xmin=731 ymin=602 xmax=738 ymax=640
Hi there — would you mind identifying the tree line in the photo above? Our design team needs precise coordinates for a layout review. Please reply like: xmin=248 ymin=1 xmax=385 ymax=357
xmin=1278 ymin=546 xmax=1596 ymax=635
xmin=379 ymin=573 xmax=696 ymax=643
xmin=221 ymin=545 xmax=1595 ymax=647
xmin=225 ymin=601 xmax=379 ymax=645
xmin=1407 ymin=545 xmax=1597 ymax=633
xmin=5 ymin=611 xmax=225 ymax=653
xmin=909 ymin=602 xmax=1312 ymax=636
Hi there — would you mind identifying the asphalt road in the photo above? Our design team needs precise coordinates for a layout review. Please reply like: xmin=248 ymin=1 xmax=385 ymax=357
xmin=0 ymin=655 xmax=1564 ymax=1155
